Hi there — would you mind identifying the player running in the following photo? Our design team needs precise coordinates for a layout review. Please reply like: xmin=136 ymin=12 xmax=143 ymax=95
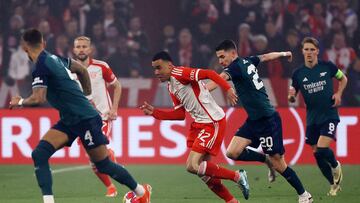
xmin=9 ymin=28 xmax=151 ymax=203
xmin=140 ymin=51 xmax=249 ymax=203
xmin=73 ymin=36 xmax=121 ymax=197
xmin=207 ymin=39 xmax=313 ymax=203
xmin=289 ymin=37 xmax=347 ymax=196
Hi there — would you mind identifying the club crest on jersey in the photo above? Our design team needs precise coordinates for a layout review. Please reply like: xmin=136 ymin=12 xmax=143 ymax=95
xmin=320 ymin=72 xmax=327 ymax=77
xmin=302 ymin=77 xmax=308 ymax=82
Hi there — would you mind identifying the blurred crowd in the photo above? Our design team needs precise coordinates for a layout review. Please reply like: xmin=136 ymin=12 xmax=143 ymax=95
xmin=0 ymin=0 xmax=359 ymax=106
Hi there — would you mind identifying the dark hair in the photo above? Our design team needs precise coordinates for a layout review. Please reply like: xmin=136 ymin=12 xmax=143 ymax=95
xmin=215 ymin=39 xmax=237 ymax=52
xmin=152 ymin=51 xmax=173 ymax=62
xmin=301 ymin=37 xmax=319 ymax=49
xmin=22 ymin=28 xmax=43 ymax=47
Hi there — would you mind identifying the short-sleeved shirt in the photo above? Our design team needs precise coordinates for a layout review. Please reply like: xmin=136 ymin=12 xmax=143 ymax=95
xmin=32 ymin=50 xmax=98 ymax=125
xmin=75 ymin=58 xmax=117 ymax=120
xmin=168 ymin=66 xmax=225 ymax=123
xmin=224 ymin=56 xmax=275 ymax=120
xmin=291 ymin=60 xmax=340 ymax=125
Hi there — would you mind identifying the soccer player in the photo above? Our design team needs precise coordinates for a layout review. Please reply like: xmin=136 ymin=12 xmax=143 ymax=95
xmin=207 ymin=39 xmax=313 ymax=203
xmin=73 ymin=36 xmax=121 ymax=197
xmin=289 ymin=37 xmax=347 ymax=196
xmin=9 ymin=28 xmax=151 ymax=203
xmin=140 ymin=51 xmax=249 ymax=203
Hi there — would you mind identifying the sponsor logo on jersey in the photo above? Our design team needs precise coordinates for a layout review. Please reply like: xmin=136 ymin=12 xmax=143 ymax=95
xmin=303 ymin=77 xmax=308 ymax=82
xmin=320 ymin=72 xmax=327 ymax=77
xmin=303 ymin=80 xmax=326 ymax=93
xmin=32 ymin=77 xmax=44 ymax=85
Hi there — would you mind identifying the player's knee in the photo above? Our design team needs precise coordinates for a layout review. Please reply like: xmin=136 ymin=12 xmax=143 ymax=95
xmin=186 ymin=162 xmax=198 ymax=174
xmin=31 ymin=140 xmax=55 ymax=165
xmin=94 ymin=157 xmax=112 ymax=174
xmin=226 ymin=150 xmax=240 ymax=160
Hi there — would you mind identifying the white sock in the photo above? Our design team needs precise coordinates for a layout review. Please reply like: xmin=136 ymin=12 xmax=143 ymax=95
xmin=43 ymin=195 xmax=54 ymax=203
xmin=133 ymin=184 xmax=145 ymax=197
xmin=299 ymin=191 xmax=308 ymax=197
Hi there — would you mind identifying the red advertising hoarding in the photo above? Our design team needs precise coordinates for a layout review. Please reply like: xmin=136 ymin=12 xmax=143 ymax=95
xmin=0 ymin=108 xmax=359 ymax=165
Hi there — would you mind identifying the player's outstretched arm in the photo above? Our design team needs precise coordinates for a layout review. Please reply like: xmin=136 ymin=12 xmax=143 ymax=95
xmin=205 ymin=72 xmax=230 ymax=91
xmin=332 ymin=72 xmax=348 ymax=107
xmin=140 ymin=101 xmax=186 ymax=120
xmin=9 ymin=87 xmax=47 ymax=109
xmin=69 ymin=59 xmax=92 ymax=96
xmin=259 ymin=51 xmax=292 ymax=63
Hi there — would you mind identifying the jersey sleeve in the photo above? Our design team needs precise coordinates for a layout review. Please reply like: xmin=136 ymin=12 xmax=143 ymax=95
xmin=327 ymin=61 xmax=342 ymax=79
xmin=56 ymin=55 xmax=71 ymax=70
xmin=224 ymin=63 xmax=241 ymax=80
xmin=245 ymin=56 xmax=261 ymax=67
xmin=32 ymin=62 xmax=50 ymax=88
xmin=100 ymin=63 xmax=117 ymax=84
xmin=171 ymin=67 xmax=199 ymax=84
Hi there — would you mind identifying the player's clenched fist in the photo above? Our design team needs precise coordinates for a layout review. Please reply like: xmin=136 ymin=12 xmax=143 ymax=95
xmin=140 ymin=101 xmax=154 ymax=115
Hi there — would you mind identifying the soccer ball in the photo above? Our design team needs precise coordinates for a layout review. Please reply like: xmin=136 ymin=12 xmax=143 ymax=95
xmin=123 ymin=191 xmax=140 ymax=203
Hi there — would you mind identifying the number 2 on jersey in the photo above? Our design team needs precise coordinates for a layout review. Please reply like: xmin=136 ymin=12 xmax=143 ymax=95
xmin=247 ymin=64 xmax=264 ymax=90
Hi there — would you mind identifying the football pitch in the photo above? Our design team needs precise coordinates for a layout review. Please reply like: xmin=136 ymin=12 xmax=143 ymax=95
xmin=0 ymin=165 xmax=359 ymax=203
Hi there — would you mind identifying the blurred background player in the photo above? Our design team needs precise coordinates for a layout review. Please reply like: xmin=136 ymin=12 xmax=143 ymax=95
xmin=73 ymin=36 xmax=122 ymax=197
xmin=289 ymin=37 xmax=347 ymax=196
xmin=207 ymin=39 xmax=313 ymax=203
xmin=9 ymin=28 xmax=151 ymax=203
xmin=140 ymin=51 xmax=249 ymax=203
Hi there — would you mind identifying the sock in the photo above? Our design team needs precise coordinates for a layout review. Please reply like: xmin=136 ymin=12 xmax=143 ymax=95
xmin=236 ymin=148 xmax=266 ymax=162
xmin=198 ymin=161 xmax=237 ymax=182
xmin=43 ymin=195 xmax=54 ymax=203
xmin=317 ymin=147 xmax=338 ymax=168
xmin=280 ymin=167 xmax=305 ymax=195
xmin=133 ymin=184 xmax=145 ymax=197
xmin=314 ymin=151 xmax=334 ymax=184
xmin=32 ymin=140 xmax=56 ymax=195
xmin=94 ymin=157 xmax=138 ymax=190
xmin=201 ymin=176 xmax=234 ymax=202
xmin=91 ymin=163 xmax=112 ymax=187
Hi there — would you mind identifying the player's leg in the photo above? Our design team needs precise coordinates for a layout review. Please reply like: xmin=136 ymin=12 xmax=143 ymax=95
xmin=82 ymin=116 xmax=150 ymax=203
xmin=32 ymin=127 xmax=70 ymax=203
xmin=196 ymin=154 xmax=238 ymax=202
xmin=268 ymin=154 xmax=313 ymax=202
xmin=90 ymin=120 xmax=117 ymax=197
xmin=187 ymin=119 xmax=249 ymax=200
xmin=227 ymin=134 xmax=275 ymax=182
xmin=316 ymin=120 xmax=342 ymax=196
xmin=262 ymin=113 xmax=312 ymax=202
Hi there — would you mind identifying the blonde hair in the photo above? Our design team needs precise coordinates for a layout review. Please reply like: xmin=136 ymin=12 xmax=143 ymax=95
xmin=74 ymin=36 xmax=91 ymax=44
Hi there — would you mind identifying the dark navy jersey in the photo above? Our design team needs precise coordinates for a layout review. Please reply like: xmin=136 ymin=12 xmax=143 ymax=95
xmin=291 ymin=60 xmax=340 ymax=125
xmin=32 ymin=50 xmax=98 ymax=125
xmin=224 ymin=56 xmax=275 ymax=120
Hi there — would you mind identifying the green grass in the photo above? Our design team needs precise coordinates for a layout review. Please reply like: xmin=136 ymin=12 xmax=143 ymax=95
xmin=0 ymin=165 xmax=359 ymax=203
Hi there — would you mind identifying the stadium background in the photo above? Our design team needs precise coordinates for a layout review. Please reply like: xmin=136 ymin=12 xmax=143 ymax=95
xmin=0 ymin=0 xmax=360 ymax=202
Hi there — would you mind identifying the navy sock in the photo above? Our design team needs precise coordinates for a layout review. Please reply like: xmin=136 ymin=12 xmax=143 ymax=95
xmin=280 ymin=167 xmax=305 ymax=195
xmin=314 ymin=151 xmax=334 ymax=184
xmin=236 ymin=148 xmax=266 ymax=162
xmin=317 ymin=147 xmax=338 ymax=168
xmin=31 ymin=140 xmax=56 ymax=195
xmin=94 ymin=157 xmax=138 ymax=190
